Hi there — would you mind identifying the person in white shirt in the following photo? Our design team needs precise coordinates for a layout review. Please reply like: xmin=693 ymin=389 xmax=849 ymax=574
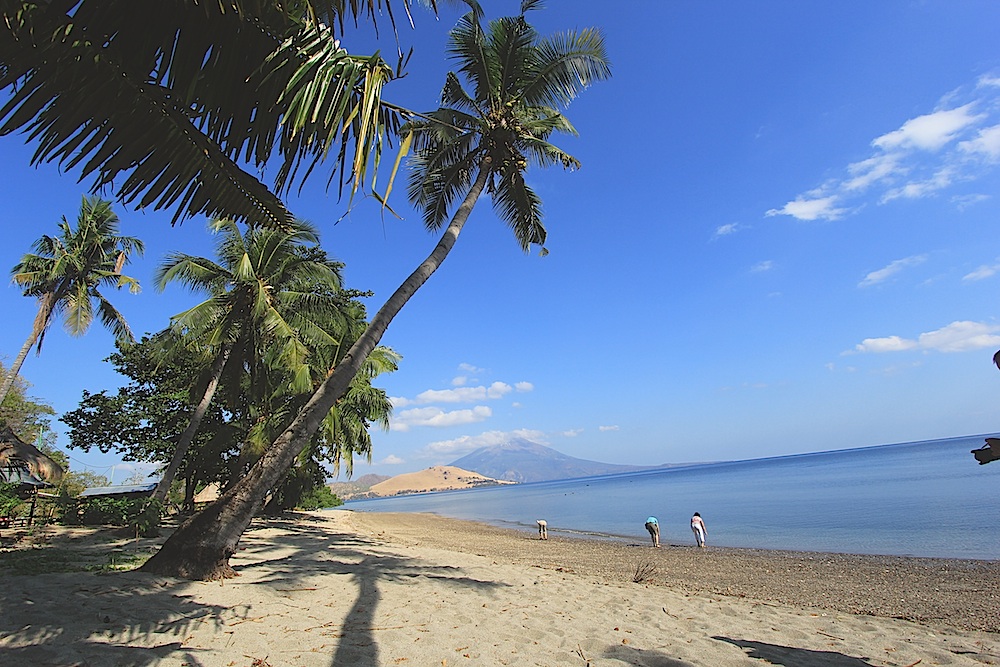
xmin=690 ymin=512 xmax=707 ymax=548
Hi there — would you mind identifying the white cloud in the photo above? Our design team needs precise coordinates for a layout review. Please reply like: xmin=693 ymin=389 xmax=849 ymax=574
xmin=599 ymin=425 xmax=620 ymax=432
xmin=765 ymin=196 xmax=847 ymax=221
xmin=458 ymin=362 xmax=485 ymax=374
xmin=751 ymin=260 xmax=774 ymax=273
xmin=767 ymin=76 xmax=1000 ymax=222
xmin=390 ymin=405 xmax=492 ymax=431
xmin=414 ymin=382 xmax=512 ymax=404
xmin=852 ymin=321 xmax=1000 ymax=354
xmin=379 ymin=454 xmax=405 ymax=465
xmin=952 ymin=193 xmax=990 ymax=210
xmin=451 ymin=375 xmax=468 ymax=387
xmin=959 ymin=124 xmax=1000 ymax=161
xmin=963 ymin=262 xmax=1000 ymax=281
xmin=858 ymin=255 xmax=927 ymax=287
xmin=514 ymin=381 xmax=534 ymax=392
xmin=563 ymin=428 xmax=584 ymax=437
xmin=422 ymin=429 xmax=548 ymax=456
xmin=844 ymin=154 xmax=903 ymax=192
xmin=880 ymin=167 xmax=955 ymax=202
xmin=853 ymin=335 xmax=918 ymax=353
xmin=872 ymin=104 xmax=982 ymax=152
xmin=712 ymin=223 xmax=742 ymax=239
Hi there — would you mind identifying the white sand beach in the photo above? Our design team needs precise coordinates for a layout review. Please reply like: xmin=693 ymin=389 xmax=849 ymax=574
xmin=1 ymin=509 xmax=997 ymax=666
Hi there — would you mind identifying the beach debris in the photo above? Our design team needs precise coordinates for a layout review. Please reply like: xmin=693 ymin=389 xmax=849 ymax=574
xmin=631 ymin=560 xmax=657 ymax=583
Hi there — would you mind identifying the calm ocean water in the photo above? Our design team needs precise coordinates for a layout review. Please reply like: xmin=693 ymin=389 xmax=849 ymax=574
xmin=344 ymin=434 xmax=1000 ymax=560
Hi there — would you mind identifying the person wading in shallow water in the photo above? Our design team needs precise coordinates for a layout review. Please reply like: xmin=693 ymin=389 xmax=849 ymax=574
xmin=644 ymin=516 xmax=660 ymax=547
xmin=690 ymin=512 xmax=707 ymax=548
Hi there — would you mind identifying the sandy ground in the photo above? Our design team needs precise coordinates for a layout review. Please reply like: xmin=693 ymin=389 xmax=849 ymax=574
xmin=0 ymin=509 xmax=997 ymax=666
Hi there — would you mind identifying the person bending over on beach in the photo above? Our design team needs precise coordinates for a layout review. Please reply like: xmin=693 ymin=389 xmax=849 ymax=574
xmin=536 ymin=519 xmax=548 ymax=540
xmin=644 ymin=516 xmax=660 ymax=547
xmin=690 ymin=512 xmax=707 ymax=548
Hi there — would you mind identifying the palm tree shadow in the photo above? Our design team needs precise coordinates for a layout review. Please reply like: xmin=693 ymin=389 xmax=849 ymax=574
xmin=601 ymin=644 xmax=697 ymax=666
xmin=226 ymin=515 xmax=509 ymax=667
xmin=0 ymin=514 xmax=505 ymax=666
xmin=713 ymin=636 xmax=878 ymax=666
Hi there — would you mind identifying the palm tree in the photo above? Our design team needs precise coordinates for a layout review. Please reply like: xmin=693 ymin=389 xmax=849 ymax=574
xmin=149 ymin=218 xmax=345 ymax=501
xmin=0 ymin=196 xmax=143 ymax=406
xmin=140 ymin=2 xmax=609 ymax=580
xmin=0 ymin=1 xmax=441 ymax=227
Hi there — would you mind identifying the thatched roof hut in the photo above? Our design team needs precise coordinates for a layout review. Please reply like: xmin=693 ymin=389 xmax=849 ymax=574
xmin=0 ymin=426 xmax=64 ymax=485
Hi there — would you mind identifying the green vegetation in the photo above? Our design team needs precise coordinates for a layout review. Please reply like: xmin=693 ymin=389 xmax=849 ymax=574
xmin=141 ymin=2 xmax=609 ymax=580
xmin=0 ymin=197 xmax=143 ymax=407
xmin=296 ymin=486 xmax=343 ymax=511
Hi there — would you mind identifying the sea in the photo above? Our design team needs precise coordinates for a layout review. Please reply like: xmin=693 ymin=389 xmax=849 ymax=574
xmin=344 ymin=434 xmax=1000 ymax=561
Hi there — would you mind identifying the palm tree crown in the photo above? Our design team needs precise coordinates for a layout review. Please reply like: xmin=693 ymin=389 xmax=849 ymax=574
xmin=404 ymin=0 xmax=611 ymax=251
xmin=0 ymin=196 xmax=143 ymax=405
xmin=155 ymin=218 xmax=345 ymax=402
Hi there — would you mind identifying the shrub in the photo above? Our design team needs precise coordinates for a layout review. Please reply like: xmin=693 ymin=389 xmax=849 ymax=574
xmin=59 ymin=496 xmax=163 ymax=537
xmin=296 ymin=485 xmax=342 ymax=511
xmin=0 ymin=483 xmax=25 ymax=519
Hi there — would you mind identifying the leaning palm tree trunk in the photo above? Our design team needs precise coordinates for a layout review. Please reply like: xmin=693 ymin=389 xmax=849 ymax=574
xmin=140 ymin=158 xmax=493 ymax=579
xmin=151 ymin=344 xmax=232 ymax=502
xmin=0 ymin=293 xmax=56 ymax=407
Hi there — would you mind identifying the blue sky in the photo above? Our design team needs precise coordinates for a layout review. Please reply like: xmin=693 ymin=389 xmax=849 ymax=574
xmin=3 ymin=1 xmax=1000 ymax=482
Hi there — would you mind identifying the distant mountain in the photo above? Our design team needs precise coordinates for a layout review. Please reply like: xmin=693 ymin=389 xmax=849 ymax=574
xmin=449 ymin=437 xmax=653 ymax=483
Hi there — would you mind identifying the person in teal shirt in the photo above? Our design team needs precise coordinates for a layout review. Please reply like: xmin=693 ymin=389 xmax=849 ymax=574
xmin=644 ymin=516 xmax=660 ymax=547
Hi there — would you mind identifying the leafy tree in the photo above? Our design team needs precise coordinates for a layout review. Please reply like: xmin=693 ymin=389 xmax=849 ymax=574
xmin=0 ymin=196 xmax=143 ymax=406
xmin=0 ymin=361 xmax=55 ymax=444
xmin=296 ymin=485 xmax=342 ymax=511
xmin=140 ymin=2 xmax=609 ymax=580
xmin=0 ymin=1 xmax=440 ymax=227
xmin=61 ymin=336 xmax=237 ymax=507
xmin=149 ymin=218 xmax=345 ymax=501
xmin=59 ymin=470 xmax=110 ymax=498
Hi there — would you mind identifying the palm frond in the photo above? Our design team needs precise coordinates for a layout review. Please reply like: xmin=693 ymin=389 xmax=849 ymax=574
xmin=491 ymin=163 xmax=545 ymax=251
xmin=520 ymin=27 xmax=611 ymax=107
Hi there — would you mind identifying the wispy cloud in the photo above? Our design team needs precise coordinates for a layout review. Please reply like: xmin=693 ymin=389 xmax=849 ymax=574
xmin=390 ymin=405 xmax=492 ymax=432
xmin=952 ymin=193 xmax=990 ymax=210
xmin=767 ymin=76 xmax=1000 ymax=222
xmin=712 ymin=222 xmax=744 ymax=239
xmin=599 ymin=425 xmax=620 ymax=432
xmin=751 ymin=260 xmax=774 ymax=273
xmin=392 ymin=379 xmax=532 ymax=408
xmin=765 ymin=196 xmax=847 ymax=221
xmin=858 ymin=255 xmax=928 ymax=287
xmin=851 ymin=320 xmax=1000 ymax=354
xmin=872 ymin=104 xmax=981 ymax=151
xmin=422 ymin=429 xmax=548 ymax=457
xmin=963 ymin=261 xmax=1000 ymax=282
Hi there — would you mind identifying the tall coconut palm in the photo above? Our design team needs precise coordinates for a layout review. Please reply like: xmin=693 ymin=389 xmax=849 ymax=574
xmin=141 ymin=1 xmax=609 ymax=580
xmin=0 ymin=196 xmax=143 ymax=406
xmin=149 ymin=218 xmax=345 ymax=501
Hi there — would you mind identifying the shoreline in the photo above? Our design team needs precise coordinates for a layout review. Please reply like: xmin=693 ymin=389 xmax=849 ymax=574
xmin=345 ymin=509 xmax=1000 ymax=634
xmin=2 ymin=509 xmax=998 ymax=666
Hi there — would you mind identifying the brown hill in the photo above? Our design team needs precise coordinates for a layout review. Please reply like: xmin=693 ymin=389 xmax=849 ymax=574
xmin=327 ymin=473 xmax=392 ymax=501
xmin=365 ymin=466 xmax=514 ymax=498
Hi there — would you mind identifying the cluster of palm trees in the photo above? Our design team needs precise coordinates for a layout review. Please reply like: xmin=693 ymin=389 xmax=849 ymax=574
xmin=3 ymin=198 xmax=398 ymax=511
xmin=149 ymin=218 xmax=399 ymax=504
xmin=2 ymin=0 xmax=611 ymax=579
